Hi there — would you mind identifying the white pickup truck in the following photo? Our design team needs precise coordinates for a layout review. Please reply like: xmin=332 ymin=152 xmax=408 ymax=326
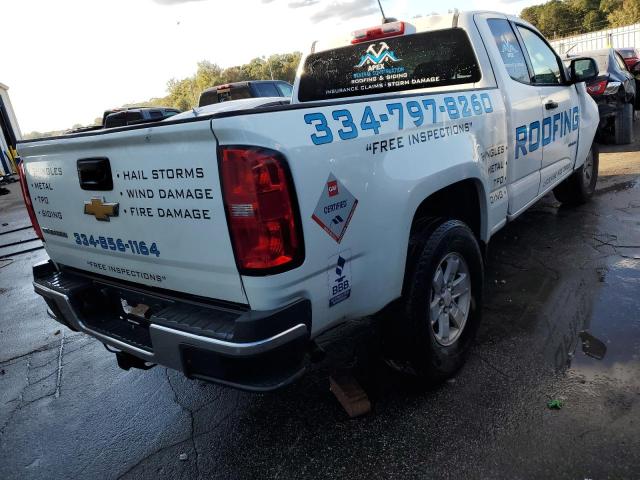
xmin=18 ymin=11 xmax=600 ymax=391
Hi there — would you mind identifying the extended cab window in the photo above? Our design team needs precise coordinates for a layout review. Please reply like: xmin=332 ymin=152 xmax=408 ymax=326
xmin=298 ymin=28 xmax=481 ymax=102
xmin=487 ymin=19 xmax=530 ymax=83
xmin=517 ymin=26 xmax=562 ymax=85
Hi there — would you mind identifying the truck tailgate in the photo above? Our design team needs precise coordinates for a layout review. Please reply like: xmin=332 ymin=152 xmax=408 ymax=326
xmin=17 ymin=121 xmax=247 ymax=304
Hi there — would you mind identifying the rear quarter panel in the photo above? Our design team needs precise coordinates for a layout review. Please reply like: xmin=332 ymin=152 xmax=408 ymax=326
xmin=213 ymin=90 xmax=508 ymax=336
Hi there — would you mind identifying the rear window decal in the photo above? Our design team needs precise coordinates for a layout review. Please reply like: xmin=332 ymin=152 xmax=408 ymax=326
xmin=298 ymin=28 xmax=481 ymax=102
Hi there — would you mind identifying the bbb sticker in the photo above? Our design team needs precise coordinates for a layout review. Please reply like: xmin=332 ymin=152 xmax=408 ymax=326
xmin=312 ymin=174 xmax=358 ymax=243
xmin=328 ymin=250 xmax=352 ymax=307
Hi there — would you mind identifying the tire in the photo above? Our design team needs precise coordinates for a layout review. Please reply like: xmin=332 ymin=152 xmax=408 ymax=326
xmin=388 ymin=219 xmax=483 ymax=386
xmin=615 ymin=102 xmax=633 ymax=145
xmin=553 ymin=143 xmax=599 ymax=206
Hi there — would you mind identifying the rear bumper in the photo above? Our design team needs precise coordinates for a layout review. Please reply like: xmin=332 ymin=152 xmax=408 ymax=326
xmin=33 ymin=261 xmax=311 ymax=391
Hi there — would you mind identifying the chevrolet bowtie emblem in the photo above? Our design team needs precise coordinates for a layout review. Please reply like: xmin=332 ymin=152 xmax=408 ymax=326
xmin=84 ymin=197 xmax=119 ymax=221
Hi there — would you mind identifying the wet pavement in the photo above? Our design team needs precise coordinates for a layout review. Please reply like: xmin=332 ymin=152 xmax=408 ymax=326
xmin=1 ymin=142 xmax=640 ymax=479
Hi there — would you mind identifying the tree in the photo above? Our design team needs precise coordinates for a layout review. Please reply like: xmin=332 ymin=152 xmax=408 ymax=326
xmin=520 ymin=0 xmax=637 ymax=37
xmin=166 ymin=77 xmax=199 ymax=111
xmin=569 ymin=0 xmax=607 ymax=31
xmin=194 ymin=61 xmax=223 ymax=94
xmin=607 ymin=0 xmax=640 ymax=27
xmin=521 ymin=4 xmax=543 ymax=29
xmin=522 ymin=0 xmax=577 ymax=37
xmin=156 ymin=51 xmax=302 ymax=110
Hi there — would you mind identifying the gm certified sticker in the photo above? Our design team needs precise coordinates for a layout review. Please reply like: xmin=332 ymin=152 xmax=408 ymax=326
xmin=312 ymin=174 xmax=358 ymax=243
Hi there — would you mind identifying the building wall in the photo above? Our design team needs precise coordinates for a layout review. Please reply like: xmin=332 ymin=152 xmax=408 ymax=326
xmin=0 ymin=83 xmax=21 ymax=175
xmin=0 ymin=84 xmax=22 ymax=140
xmin=550 ymin=23 xmax=640 ymax=55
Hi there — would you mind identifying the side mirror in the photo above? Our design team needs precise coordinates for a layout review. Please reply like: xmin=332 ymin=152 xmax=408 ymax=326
xmin=631 ymin=61 xmax=640 ymax=75
xmin=570 ymin=57 xmax=598 ymax=83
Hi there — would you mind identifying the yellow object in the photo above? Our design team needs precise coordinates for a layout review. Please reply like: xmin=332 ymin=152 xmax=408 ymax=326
xmin=8 ymin=146 xmax=18 ymax=173
xmin=83 ymin=197 xmax=120 ymax=221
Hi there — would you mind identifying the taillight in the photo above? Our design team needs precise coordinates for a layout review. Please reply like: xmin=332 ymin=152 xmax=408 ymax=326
xmin=351 ymin=21 xmax=405 ymax=44
xmin=219 ymin=147 xmax=303 ymax=273
xmin=587 ymin=80 xmax=607 ymax=95
xmin=586 ymin=80 xmax=621 ymax=95
xmin=17 ymin=161 xmax=44 ymax=240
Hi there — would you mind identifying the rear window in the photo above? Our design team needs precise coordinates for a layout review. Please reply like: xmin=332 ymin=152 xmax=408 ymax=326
xmin=589 ymin=54 xmax=609 ymax=73
xmin=199 ymin=89 xmax=218 ymax=106
xmin=227 ymin=86 xmax=252 ymax=101
xmin=298 ymin=28 xmax=481 ymax=102
xmin=276 ymin=82 xmax=293 ymax=97
xmin=619 ymin=49 xmax=637 ymax=59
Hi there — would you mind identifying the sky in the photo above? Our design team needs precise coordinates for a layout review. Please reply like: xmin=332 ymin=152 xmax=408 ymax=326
xmin=4 ymin=0 xmax=539 ymax=134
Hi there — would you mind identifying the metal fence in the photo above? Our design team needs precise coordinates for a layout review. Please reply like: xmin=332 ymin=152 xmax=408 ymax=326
xmin=550 ymin=24 xmax=640 ymax=55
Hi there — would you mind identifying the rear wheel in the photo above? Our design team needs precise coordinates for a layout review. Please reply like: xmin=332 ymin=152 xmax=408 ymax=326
xmin=387 ymin=219 xmax=483 ymax=386
xmin=615 ymin=102 xmax=634 ymax=145
xmin=553 ymin=144 xmax=599 ymax=206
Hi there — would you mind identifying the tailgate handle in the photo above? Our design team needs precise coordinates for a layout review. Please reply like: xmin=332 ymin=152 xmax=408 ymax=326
xmin=77 ymin=157 xmax=113 ymax=191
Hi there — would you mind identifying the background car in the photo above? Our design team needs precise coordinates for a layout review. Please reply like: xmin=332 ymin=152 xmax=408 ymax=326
xmin=198 ymin=80 xmax=293 ymax=107
xmin=567 ymin=48 xmax=636 ymax=144
xmin=102 ymin=107 xmax=181 ymax=128
xmin=617 ymin=47 xmax=640 ymax=69
xmin=65 ymin=107 xmax=182 ymax=134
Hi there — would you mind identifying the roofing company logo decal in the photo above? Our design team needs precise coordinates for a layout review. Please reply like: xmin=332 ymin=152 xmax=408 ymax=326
xmin=352 ymin=41 xmax=405 ymax=83
xmin=312 ymin=173 xmax=357 ymax=243
xmin=355 ymin=42 xmax=401 ymax=68
xmin=499 ymin=34 xmax=519 ymax=59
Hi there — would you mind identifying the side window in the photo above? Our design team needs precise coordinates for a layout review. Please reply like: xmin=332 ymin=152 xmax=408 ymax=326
xmin=487 ymin=19 xmax=530 ymax=83
xmin=517 ymin=26 xmax=562 ymax=85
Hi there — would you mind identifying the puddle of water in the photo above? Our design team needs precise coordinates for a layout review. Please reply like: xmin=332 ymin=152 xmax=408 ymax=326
xmin=569 ymin=259 xmax=640 ymax=381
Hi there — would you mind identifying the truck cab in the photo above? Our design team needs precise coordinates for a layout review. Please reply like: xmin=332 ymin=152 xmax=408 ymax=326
xmin=198 ymin=80 xmax=293 ymax=107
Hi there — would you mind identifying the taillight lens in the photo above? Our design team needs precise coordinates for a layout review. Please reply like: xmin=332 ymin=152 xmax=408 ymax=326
xmin=17 ymin=161 xmax=44 ymax=240
xmin=587 ymin=80 xmax=608 ymax=95
xmin=220 ymin=147 xmax=303 ymax=273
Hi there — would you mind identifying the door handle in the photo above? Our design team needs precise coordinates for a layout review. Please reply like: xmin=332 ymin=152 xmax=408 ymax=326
xmin=545 ymin=101 xmax=559 ymax=110
xmin=77 ymin=157 xmax=113 ymax=191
